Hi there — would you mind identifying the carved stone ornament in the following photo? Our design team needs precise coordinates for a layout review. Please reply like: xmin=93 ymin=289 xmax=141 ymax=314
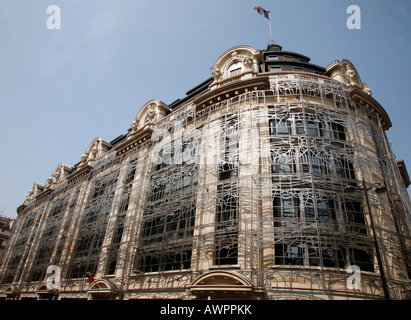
xmin=131 ymin=119 xmax=140 ymax=132
xmin=45 ymin=163 xmax=71 ymax=189
xmin=211 ymin=67 xmax=222 ymax=81
xmin=89 ymin=141 xmax=100 ymax=161
xmin=45 ymin=176 xmax=55 ymax=189
xmin=145 ymin=104 xmax=157 ymax=124
xmin=362 ymin=83 xmax=372 ymax=96
xmin=78 ymin=138 xmax=110 ymax=168
xmin=24 ymin=182 xmax=44 ymax=204
xmin=345 ymin=66 xmax=356 ymax=87
xmin=128 ymin=100 xmax=169 ymax=141
xmin=80 ymin=153 xmax=89 ymax=166
xmin=209 ymin=45 xmax=262 ymax=89
xmin=243 ymin=57 xmax=253 ymax=70
xmin=25 ymin=189 xmax=34 ymax=202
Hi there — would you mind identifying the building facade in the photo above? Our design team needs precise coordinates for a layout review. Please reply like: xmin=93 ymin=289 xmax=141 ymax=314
xmin=1 ymin=44 xmax=411 ymax=300
xmin=0 ymin=216 xmax=13 ymax=263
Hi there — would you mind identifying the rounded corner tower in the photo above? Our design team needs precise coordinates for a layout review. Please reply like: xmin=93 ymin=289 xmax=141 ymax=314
xmin=1 ymin=44 xmax=411 ymax=300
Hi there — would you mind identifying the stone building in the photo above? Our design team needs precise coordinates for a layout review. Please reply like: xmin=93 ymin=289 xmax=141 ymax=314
xmin=1 ymin=44 xmax=410 ymax=300
xmin=0 ymin=216 xmax=13 ymax=263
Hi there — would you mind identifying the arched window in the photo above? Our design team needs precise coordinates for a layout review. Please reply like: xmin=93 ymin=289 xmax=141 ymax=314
xmin=228 ymin=62 xmax=243 ymax=77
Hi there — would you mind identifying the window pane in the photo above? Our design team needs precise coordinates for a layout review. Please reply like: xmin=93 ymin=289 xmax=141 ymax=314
xmin=228 ymin=62 xmax=243 ymax=77
xmin=296 ymin=121 xmax=305 ymax=134
xmin=307 ymin=122 xmax=317 ymax=136
xmin=277 ymin=120 xmax=291 ymax=135
xmin=305 ymin=199 xmax=315 ymax=224
xmin=278 ymin=155 xmax=293 ymax=173
xmin=312 ymin=156 xmax=322 ymax=174
xmin=331 ymin=123 xmax=346 ymax=140
xmin=301 ymin=153 xmax=310 ymax=173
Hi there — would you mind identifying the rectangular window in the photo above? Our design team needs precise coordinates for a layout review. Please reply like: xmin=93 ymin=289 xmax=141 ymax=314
xmin=219 ymin=162 xmax=239 ymax=180
xmin=311 ymin=155 xmax=323 ymax=174
xmin=136 ymin=248 xmax=194 ymax=273
xmin=301 ymin=153 xmax=310 ymax=173
xmin=136 ymin=206 xmax=196 ymax=272
xmin=275 ymin=243 xmax=303 ymax=266
xmin=273 ymin=196 xmax=300 ymax=228
xmin=214 ymin=192 xmax=238 ymax=265
xmin=318 ymin=199 xmax=336 ymax=228
xmin=278 ymin=120 xmax=291 ymax=135
xmin=124 ymin=159 xmax=137 ymax=184
xmin=331 ymin=123 xmax=346 ymax=140
xmin=304 ymin=197 xmax=336 ymax=228
xmin=349 ymin=248 xmax=374 ymax=272
xmin=48 ymin=199 xmax=67 ymax=218
xmin=318 ymin=122 xmax=325 ymax=137
xmin=296 ymin=121 xmax=305 ymax=135
xmin=106 ymin=215 xmax=125 ymax=275
xmin=270 ymin=119 xmax=291 ymax=135
xmin=229 ymin=67 xmax=242 ymax=77
xmin=335 ymin=159 xmax=356 ymax=181
xmin=304 ymin=198 xmax=316 ymax=226
xmin=307 ymin=121 xmax=318 ymax=136
xmin=301 ymin=152 xmax=328 ymax=175
xmin=321 ymin=247 xmax=346 ymax=268
xmin=270 ymin=67 xmax=282 ymax=72
xmin=119 ymin=186 xmax=131 ymax=213
xmin=219 ymin=114 xmax=239 ymax=181
xmin=344 ymin=200 xmax=367 ymax=234
xmin=272 ymin=153 xmax=296 ymax=174
xmin=67 ymin=172 xmax=119 ymax=279
xmin=295 ymin=119 xmax=321 ymax=136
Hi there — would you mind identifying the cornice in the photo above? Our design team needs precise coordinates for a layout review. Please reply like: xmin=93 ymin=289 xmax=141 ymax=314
xmin=66 ymin=164 xmax=93 ymax=184
xmin=349 ymin=87 xmax=392 ymax=130
xmin=114 ymin=127 xmax=153 ymax=156
xmin=397 ymin=160 xmax=410 ymax=188
xmin=194 ymin=76 xmax=269 ymax=109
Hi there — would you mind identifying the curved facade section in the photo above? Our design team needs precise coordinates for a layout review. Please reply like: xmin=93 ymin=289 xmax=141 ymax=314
xmin=1 ymin=45 xmax=410 ymax=300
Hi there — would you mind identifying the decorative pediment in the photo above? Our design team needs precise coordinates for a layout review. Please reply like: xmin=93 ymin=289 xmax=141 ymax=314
xmin=5 ymin=284 xmax=17 ymax=294
xmin=115 ymin=99 xmax=169 ymax=155
xmin=326 ymin=59 xmax=371 ymax=94
xmin=24 ymin=181 xmax=44 ymax=205
xmin=210 ymin=45 xmax=262 ymax=90
xmin=44 ymin=163 xmax=71 ymax=189
xmin=129 ymin=99 xmax=169 ymax=136
xmin=78 ymin=137 xmax=111 ymax=168
xmin=190 ymin=270 xmax=253 ymax=292
xmin=36 ymin=284 xmax=49 ymax=292
xmin=87 ymin=279 xmax=117 ymax=296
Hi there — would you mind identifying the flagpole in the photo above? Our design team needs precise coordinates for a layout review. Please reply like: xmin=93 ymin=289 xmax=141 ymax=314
xmin=268 ymin=11 xmax=273 ymax=43
xmin=254 ymin=6 xmax=274 ymax=44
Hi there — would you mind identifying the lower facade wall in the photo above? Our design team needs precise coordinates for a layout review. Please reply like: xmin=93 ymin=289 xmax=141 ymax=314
xmin=0 ymin=268 xmax=391 ymax=300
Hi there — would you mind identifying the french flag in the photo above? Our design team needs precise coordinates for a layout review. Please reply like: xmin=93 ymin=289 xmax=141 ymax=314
xmin=254 ymin=6 xmax=270 ymax=20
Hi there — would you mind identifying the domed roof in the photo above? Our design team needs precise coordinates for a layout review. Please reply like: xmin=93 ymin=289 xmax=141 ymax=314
xmin=261 ymin=43 xmax=326 ymax=75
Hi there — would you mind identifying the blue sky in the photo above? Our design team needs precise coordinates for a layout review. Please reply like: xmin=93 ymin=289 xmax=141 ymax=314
xmin=0 ymin=0 xmax=410 ymax=218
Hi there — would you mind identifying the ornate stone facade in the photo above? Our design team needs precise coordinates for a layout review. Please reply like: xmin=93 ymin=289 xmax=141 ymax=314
xmin=1 ymin=44 xmax=410 ymax=300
